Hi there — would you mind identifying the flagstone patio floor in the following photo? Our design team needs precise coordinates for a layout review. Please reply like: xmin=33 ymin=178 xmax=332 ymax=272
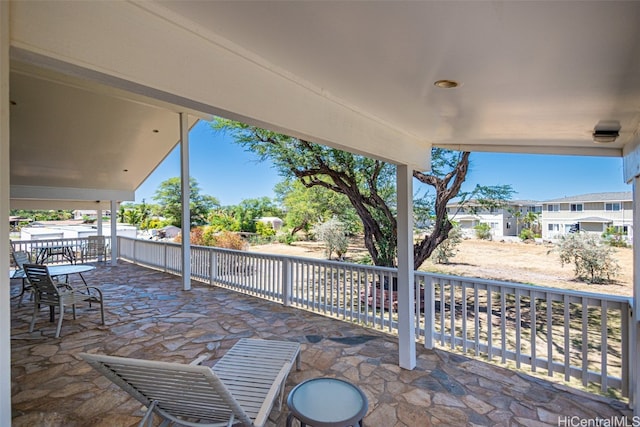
xmin=10 ymin=261 xmax=632 ymax=426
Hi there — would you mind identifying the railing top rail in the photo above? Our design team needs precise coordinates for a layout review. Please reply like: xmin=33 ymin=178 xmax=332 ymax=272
xmin=420 ymin=270 xmax=632 ymax=304
xmin=117 ymin=236 xmax=632 ymax=305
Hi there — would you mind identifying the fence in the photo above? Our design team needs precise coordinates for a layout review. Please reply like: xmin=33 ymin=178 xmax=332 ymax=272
xmin=116 ymin=236 xmax=632 ymax=397
xmin=11 ymin=236 xmax=111 ymax=265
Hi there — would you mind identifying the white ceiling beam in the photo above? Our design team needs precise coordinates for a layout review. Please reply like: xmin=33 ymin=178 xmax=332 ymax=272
xmin=11 ymin=185 xmax=133 ymax=204
xmin=10 ymin=0 xmax=431 ymax=171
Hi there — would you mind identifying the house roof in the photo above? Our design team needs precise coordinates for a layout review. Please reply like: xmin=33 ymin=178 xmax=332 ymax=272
xmin=7 ymin=1 xmax=640 ymax=208
xmin=543 ymin=192 xmax=633 ymax=204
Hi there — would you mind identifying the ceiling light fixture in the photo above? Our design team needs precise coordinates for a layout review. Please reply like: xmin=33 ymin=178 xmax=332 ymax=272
xmin=592 ymin=129 xmax=619 ymax=144
xmin=434 ymin=79 xmax=460 ymax=89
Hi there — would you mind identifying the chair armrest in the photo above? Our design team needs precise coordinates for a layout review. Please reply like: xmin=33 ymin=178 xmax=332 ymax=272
xmin=190 ymin=355 xmax=210 ymax=366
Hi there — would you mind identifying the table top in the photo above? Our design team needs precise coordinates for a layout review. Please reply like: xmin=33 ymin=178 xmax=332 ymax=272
xmin=287 ymin=377 xmax=368 ymax=427
xmin=11 ymin=264 xmax=95 ymax=279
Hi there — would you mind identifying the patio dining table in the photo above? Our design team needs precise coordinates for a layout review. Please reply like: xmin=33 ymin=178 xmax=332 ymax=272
xmin=11 ymin=264 xmax=96 ymax=322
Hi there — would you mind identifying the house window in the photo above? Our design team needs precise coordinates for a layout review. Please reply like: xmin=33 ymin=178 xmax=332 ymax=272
xmin=570 ymin=203 xmax=583 ymax=212
xmin=547 ymin=204 xmax=559 ymax=212
xmin=548 ymin=224 xmax=560 ymax=232
xmin=605 ymin=202 xmax=621 ymax=211
xmin=506 ymin=222 xmax=511 ymax=229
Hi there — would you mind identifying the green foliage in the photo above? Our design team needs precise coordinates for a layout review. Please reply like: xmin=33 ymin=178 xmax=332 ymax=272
xmin=432 ymin=223 xmax=463 ymax=264
xmin=274 ymin=179 xmax=360 ymax=237
xmin=10 ymin=209 xmax=73 ymax=222
xmin=602 ymin=226 xmax=629 ymax=248
xmin=230 ymin=197 xmax=282 ymax=233
xmin=255 ymin=221 xmax=276 ymax=238
xmin=519 ymin=228 xmax=536 ymax=241
xmin=276 ymin=231 xmax=297 ymax=245
xmin=551 ymin=232 xmax=620 ymax=284
xmin=208 ymin=209 xmax=240 ymax=232
xmin=313 ymin=217 xmax=349 ymax=260
xmin=153 ymin=177 xmax=220 ymax=228
xmin=474 ymin=223 xmax=492 ymax=240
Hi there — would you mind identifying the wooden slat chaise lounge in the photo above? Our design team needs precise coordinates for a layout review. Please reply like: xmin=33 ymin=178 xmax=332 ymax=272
xmin=79 ymin=338 xmax=301 ymax=427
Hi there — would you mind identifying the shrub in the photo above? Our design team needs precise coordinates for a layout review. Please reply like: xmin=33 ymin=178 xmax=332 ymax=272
xmin=474 ymin=223 xmax=492 ymax=240
xmin=551 ymin=232 xmax=619 ymax=284
xmin=602 ymin=227 xmax=629 ymax=248
xmin=519 ymin=228 xmax=536 ymax=242
xmin=313 ymin=217 xmax=349 ymax=260
xmin=433 ymin=223 xmax=462 ymax=264
xmin=277 ymin=231 xmax=297 ymax=245
xmin=255 ymin=221 xmax=276 ymax=238
xmin=211 ymin=231 xmax=247 ymax=250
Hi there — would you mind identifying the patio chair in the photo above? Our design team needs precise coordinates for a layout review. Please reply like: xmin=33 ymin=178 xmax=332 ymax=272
xmin=79 ymin=338 xmax=301 ymax=427
xmin=24 ymin=263 xmax=105 ymax=338
xmin=82 ymin=235 xmax=108 ymax=262
xmin=10 ymin=249 xmax=33 ymax=307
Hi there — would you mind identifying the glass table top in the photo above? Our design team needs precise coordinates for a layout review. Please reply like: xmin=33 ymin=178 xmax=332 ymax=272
xmin=288 ymin=377 xmax=367 ymax=425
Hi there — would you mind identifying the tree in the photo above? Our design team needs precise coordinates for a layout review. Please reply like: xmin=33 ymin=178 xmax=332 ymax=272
xmin=231 ymin=197 xmax=282 ymax=233
xmin=274 ymin=179 xmax=360 ymax=237
xmin=313 ymin=217 xmax=349 ymax=260
xmin=153 ymin=177 xmax=220 ymax=228
xmin=213 ymin=119 xmax=513 ymax=268
xmin=551 ymin=232 xmax=620 ymax=284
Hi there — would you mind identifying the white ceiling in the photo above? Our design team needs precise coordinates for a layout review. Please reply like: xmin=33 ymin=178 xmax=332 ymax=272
xmin=157 ymin=0 xmax=640 ymax=155
xmin=7 ymin=1 xmax=640 ymax=208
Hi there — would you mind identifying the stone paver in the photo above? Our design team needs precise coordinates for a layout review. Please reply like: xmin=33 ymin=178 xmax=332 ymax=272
xmin=10 ymin=261 xmax=632 ymax=426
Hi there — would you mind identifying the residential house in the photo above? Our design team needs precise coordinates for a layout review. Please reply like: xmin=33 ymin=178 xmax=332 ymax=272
xmin=447 ymin=200 xmax=542 ymax=239
xmin=541 ymin=192 xmax=633 ymax=240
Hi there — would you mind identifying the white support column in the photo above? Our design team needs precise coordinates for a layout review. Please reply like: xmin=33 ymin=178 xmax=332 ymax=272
xmin=180 ymin=113 xmax=191 ymax=291
xmin=632 ymin=177 xmax=640 ymax=413
xmin=96 ymin=208 xmax=103 ymax=261
xmin=0 ymin=1 xmax=12 ymax=424
xmin=96 ymin=208 xmax=103 ymax=235
xmin=110 ymin=200 xmax=118 ymax=266
xmin=624 ymin=139 xmax=640 ymax=413
xmin=397 ymin=164 xmax=416 ymax=370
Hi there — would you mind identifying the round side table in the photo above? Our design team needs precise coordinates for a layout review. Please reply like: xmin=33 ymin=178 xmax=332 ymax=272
xmin=286 ymin=377 xmax=368 ymax=427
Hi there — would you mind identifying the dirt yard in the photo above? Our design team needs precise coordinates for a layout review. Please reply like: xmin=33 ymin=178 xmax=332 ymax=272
xmin=249 ymin=238 xmax=633 ymax=297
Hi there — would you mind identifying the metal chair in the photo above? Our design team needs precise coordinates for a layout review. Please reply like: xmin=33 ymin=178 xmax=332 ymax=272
xmin=24 ymin=263 xmax=104 ymax=338
xmin=83 ymin=235 xmax=108 ymax=262
xmin=10 ymin=249 xmax=33 ymax=307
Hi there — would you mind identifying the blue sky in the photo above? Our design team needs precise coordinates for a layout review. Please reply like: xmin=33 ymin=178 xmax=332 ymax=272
xmin=134 ymin=120 xmax=632 ymax=206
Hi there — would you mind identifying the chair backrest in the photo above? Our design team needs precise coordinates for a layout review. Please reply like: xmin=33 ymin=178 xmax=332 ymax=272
xmin=79 ymin=353 xmax=253 ymax=426
xmin=88 ymin=236 xmax=106 ymax=250
xmin=23 ymin=264 xmax=61 ymax=305
xmin=12 ymin=251 xmax=31 ymax=270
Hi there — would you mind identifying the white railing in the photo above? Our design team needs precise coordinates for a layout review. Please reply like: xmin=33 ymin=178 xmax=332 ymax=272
xmin=11 ymin=237 xmax=111 ymax=265
xmin=116 ymin=237 xmax=631 ymax=397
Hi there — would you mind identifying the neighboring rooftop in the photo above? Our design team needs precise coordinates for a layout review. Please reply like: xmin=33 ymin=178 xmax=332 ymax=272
xmin=544 ymin=192 xmax=633 ymax=203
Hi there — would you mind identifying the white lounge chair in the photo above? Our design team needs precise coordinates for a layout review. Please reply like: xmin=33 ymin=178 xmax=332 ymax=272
xmin=79 ymin=338 xmax=301 ymax=427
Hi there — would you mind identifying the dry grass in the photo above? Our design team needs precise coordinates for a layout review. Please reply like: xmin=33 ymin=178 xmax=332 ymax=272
xmin=419 ymin=239 xmax=633 ymax=297
xmin=251 ymin=237 xmax=633 ymax=297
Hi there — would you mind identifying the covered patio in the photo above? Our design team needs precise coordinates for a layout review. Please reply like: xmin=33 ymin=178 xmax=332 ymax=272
xmin=10 ymin=261 xmax=630 ymax=426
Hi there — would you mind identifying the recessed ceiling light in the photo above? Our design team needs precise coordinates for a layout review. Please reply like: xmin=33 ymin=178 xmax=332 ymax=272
xmin=152 ymin=129 xmax=159 ymax=133
xmin=434 ymin=80 xmax=460 ymax=89
xmin=10 ymin=100 xmax=16 ymax=106
xmin=123 ymin=169 xmax=129 ymax=172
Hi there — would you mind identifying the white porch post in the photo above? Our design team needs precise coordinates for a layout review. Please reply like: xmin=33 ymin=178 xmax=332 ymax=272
xmin=96 ymin=208 xmax=103 ymax=261
xmin=110 ymin=200 xmax=118 ymax=266
xmin=0 ymin=0 xmax=12 ymax=424
xmin=624 ymin=139 xmax=640 ymax=414
xmin=180 ymin=113 xmax=191 ymax=291
xmin=397 ymin=164 xmax=416 ymax=369
xmin=96 ymin=208 xmax=103 ymax=235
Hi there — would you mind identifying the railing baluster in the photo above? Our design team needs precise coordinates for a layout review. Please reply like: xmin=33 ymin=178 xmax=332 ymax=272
xmin=515 ymin=288 xmax=521 ymax=369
